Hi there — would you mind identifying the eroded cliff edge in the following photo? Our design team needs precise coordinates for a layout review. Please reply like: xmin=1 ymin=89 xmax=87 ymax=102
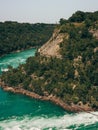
xmin=38 ymin=29 xmax=67 ymax=58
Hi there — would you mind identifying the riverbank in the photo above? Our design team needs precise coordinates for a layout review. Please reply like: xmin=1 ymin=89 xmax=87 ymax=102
xmin=0 ymin=80 xmax=94 ymax=112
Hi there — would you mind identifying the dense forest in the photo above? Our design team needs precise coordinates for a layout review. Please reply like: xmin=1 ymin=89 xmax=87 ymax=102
xmin=1 ymin=11 xmax=98 ymax=110
xmin=0 ymin=22 xmax=55 ymax=56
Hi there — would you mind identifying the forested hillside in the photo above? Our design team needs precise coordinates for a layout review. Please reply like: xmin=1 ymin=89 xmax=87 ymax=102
xmin=0 ymin=11 xmax=98 ymax=111
xmin=0 ymin=21 xmax=55 ymax=56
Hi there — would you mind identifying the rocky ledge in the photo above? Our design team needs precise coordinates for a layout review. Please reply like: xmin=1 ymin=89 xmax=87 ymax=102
xmin=0 ymin=80 xmax=94 ymax=112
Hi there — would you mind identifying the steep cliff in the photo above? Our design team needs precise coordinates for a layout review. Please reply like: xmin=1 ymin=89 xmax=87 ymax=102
xmin=38 ymin=29 xmax=67 ymax=58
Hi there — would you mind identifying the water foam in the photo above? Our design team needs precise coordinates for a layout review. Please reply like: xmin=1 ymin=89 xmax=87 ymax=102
xmin=0 ymin=112 xmax=98 ymax=130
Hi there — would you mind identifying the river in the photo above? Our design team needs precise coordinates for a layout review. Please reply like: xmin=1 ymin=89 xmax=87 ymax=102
xmin=0 ymin=48 xmax=98 ymax=130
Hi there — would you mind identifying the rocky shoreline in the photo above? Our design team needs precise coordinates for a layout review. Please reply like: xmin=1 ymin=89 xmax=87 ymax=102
xmin=0 ymin=80 xmax=94 ymax=112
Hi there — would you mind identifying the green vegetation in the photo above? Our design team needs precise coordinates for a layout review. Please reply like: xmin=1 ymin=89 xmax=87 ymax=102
xmin=1 ymin=11 xmax=98 ymax=110
xmin=68 ymin=11 xmax=98 ymax=22
xmin=0 ymin=21 xmax=55 ymax=56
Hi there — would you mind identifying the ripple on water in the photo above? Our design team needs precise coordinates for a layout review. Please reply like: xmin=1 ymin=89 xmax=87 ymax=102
xmin=0 ymin=48 xmax=36 ymax=73
xmin=0 ymin=112 xmax=98 ymax=130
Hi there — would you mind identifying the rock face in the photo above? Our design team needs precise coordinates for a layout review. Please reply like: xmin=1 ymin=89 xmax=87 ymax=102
xmin=90 ymin=29 xmax=98 ymax=39
xmin=38 ymin=29 xmax=66 ymax=58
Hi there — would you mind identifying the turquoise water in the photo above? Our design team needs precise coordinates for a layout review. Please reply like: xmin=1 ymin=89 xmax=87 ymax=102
xmin=0 ymin=49 xmax=98 ymax=130
xmin=0 ymin=48 xmax=36 ymax=74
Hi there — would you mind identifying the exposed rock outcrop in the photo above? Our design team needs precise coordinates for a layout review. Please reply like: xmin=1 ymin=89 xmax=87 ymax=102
xmin=38 ymin=29 xmax=66 ymax=58
xmin=90 ymin=29 xmax=98 ymax=39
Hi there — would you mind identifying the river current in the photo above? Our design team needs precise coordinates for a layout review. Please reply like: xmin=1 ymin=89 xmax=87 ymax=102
xmin=0 ymin=48 xmax=98 ymax=130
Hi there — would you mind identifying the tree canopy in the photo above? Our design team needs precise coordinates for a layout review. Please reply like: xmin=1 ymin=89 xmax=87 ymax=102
xmin=0 ymin=22 xmax=55 ymax=56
